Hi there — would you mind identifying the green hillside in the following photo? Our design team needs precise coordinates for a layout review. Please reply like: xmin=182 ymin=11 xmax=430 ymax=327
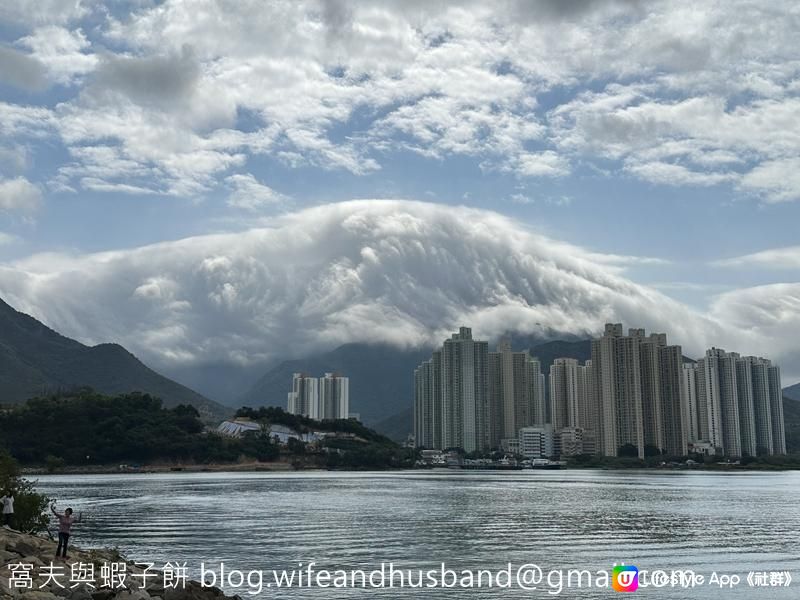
xmin=0 ymin=297 xmax=227 ymax=420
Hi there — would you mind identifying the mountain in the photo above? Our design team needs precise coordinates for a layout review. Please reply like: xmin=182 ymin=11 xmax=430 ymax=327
xmin=237 ymin=343 xmax=433 ymax=426
xmin=783 ymin=382 xmax=800 ymax=402
xmin=0 ymin=297 xmax=228 ymax=420
xmin=784 ymin=396 xmax=800 ymax=453
xmin=159 ymin=362 xmax=266 ymax=406
xmin=373 ymin=407 xmax=414 ymax=443
xmin=524 ymin=339 xmax=592 ymax=368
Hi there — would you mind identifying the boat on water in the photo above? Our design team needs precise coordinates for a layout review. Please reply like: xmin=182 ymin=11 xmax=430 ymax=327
xmin=529 ymin=458 xmax=562 ymax=470
xmin=449 ymin=457 xmax=524 ymax=470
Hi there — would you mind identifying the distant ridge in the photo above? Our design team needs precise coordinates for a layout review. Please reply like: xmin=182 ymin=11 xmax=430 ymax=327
xmin=783 ymin=382 xmax=800 ymax=402
xmin=0 ymin=297 xmax=227 ymax=420
xmin=237 ymin=342 xmax=433 ymax=425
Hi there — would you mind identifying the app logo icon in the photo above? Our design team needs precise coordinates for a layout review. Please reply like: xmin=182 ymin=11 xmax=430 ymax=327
xmin=612 ymin=565 xmax=639 ymax=592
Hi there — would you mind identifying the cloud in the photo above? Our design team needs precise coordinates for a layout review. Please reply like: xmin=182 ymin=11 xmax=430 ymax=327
xmin=511 ymin=0 xmax=644 ymax=21
xmin=0 ymin=232 xmax=19 ymax=245
xmin=225 ymin=173 xmax=288 ymax=211
xmin=709 ymin=283 xmax=800 ymax=381
xmin=651 ymin=281 xmax=732 ymax=293
xmin=3 ymin=200 xmax=794 ymax=380
xmin=713 ymin=246 xmax=800 ymax=269
xmin=19 ymin=26 xmax=97 ymax=85
xmin=625 ymin=161 xmax=735 ymax=187
xmin=92 ymin=45 xmax=200 ymax=108
xmin=0 ymin=0 xmax=93 ymax=26
xmin=739 ymin=158 xmax=800 ymax=204
xmin=0 ymin=45 xmax=48 ymax=91
xmin=0 ymin=0 xmax=798 ymax=202
xmin=0 ymin=176 xmax=42 ymax=215
xmin=551 ymin=88 xmax=800 ymax=199
xmin=0 ymin=102 xmax=56 ymax=138
xmin=513 ymin=151 xmax=570 ymax=178
xmin=585 ymin=252 xmax=672 ymax=268
xmin=0 ymin=145 xmax=30 ymax=174
xmin=51 ymin=101 xmax=245 ymax=196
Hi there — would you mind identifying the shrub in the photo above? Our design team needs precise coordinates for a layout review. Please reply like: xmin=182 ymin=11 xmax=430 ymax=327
xmin=0 ymin=450 xmax=50 ymax=533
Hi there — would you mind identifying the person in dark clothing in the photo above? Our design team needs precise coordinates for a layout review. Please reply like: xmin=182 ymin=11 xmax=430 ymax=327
xmin=51 ymin=502 xmax=82 ymax=559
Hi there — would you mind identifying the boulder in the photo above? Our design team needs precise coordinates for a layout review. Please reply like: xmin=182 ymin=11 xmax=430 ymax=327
xmin=20 ymin=556 xmax=45 ymax=568
xmin=10 ymin=541 xmax=39 ymax=558
xmin=114 ymin=590 xmax=151 ymax=600
xmin=51 ymin=586 xmax=72 ymax=598
xmin=20 ymin=591 xmax=59 ymax=600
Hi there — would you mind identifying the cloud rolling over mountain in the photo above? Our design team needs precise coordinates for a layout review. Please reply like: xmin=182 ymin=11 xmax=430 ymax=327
xmin=1 ymin=200 xmax=796 ymax=381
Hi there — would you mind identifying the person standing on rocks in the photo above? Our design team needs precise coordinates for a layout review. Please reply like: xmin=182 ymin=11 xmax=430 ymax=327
xmin=51 ymin=501 xmax=82 ymax=559
xmin=0 ymin=490 xmax=13 ymax=528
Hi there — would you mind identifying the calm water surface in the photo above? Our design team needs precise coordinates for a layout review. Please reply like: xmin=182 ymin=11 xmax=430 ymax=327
xmin=33 ymin=470 xmax=799 ymax=599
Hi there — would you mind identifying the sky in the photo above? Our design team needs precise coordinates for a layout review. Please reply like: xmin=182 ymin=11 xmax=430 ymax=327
xmin=0 ymin=0 xmax=799 ymax=384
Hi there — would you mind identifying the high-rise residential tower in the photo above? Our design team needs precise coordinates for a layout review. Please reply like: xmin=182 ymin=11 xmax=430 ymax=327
xmin=549 ymin=358 xmax=580 ymax=430
xmin=528 ymin=357 xmax=547 ymax=427
xmin=698 ymin=349 xmax=741 ymax=456
xmin=415 ymin=327 xmax=489 ymax=452
xmin=592 ymin=324 xmax=645 ymax=458
xmin=748 ymin=356 xmax=773 ymax=455
xmin=287 ymin=373 xmax=320 ymax=419
xmin=415 ymin=323 xmax=786 ymax=458
xmin=768 ymin=365 xmax=786 ymax=455
xmin=319 ymin=372 xmax=350 ymax=420
xmin=441 ymin=327 xmax=489 ymax=453
xmin=638 ymin=331 xmax=666 ymax=453
xmin=681 ymin=362 xmax=700 ymax=443
xmin=659 ymin=344 xmax=688 ymax=456
xmin=414 ymin=356 xmax=435 ymax=448
xmin=488 ymin=339 xmax=546 ymax=448
xmin=682 ymin=353 xmax=785 ymax=457
xmin=734 ymin=357 xmax=757 ymax=457
xmin=592 ymin=324 xmax=686 ymax=458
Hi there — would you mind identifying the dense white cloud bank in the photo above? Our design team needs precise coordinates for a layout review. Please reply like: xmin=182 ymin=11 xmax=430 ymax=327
xmin=1 ymin=200 xmax=796 ymax=378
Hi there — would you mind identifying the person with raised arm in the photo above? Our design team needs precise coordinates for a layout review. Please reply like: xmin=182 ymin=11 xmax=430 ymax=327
xmin=51 ymin=501 xmax=82 ymax=560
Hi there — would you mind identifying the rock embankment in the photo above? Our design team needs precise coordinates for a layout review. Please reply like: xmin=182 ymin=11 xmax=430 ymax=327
xmin=0 ymin=528 xmax=234 ymax=600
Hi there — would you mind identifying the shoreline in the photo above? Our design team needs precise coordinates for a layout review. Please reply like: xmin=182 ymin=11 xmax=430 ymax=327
xmin=21 ymin=459 xmax=316 ymax=476
xmin=21 ymin=462 xmax=800 ymax=476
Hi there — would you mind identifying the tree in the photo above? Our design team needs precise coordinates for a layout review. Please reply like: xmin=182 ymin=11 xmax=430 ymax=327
xmin=617 ymin=444 xmax=640 ymax=458
xmin=45 ymin=455 xmax=65 ymax=473
xmin=239 ymin=428 xmax=280 ymax=462
xmin=287 ymin=437 xmax=307 ymax=455
xmin=0 ymin=450 xmax=50 ymax=533
xmin=643 ymin=445 xmax=663 ymax=457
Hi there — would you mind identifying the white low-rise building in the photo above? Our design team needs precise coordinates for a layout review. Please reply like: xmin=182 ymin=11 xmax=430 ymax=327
xmin=217 ymin=419 xmax=319 ymax=444
xmin=689 ymin=441 xmax=716 ymax=456
xmin=217 ymin=419 xmax=261 ymax=437
xmin=518 ymin=425 xmax=554 ymax=459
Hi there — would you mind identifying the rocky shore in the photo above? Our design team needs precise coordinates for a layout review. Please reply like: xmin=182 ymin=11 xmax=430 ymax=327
xmin=0 ymin=528 xmax=234 ymax=600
